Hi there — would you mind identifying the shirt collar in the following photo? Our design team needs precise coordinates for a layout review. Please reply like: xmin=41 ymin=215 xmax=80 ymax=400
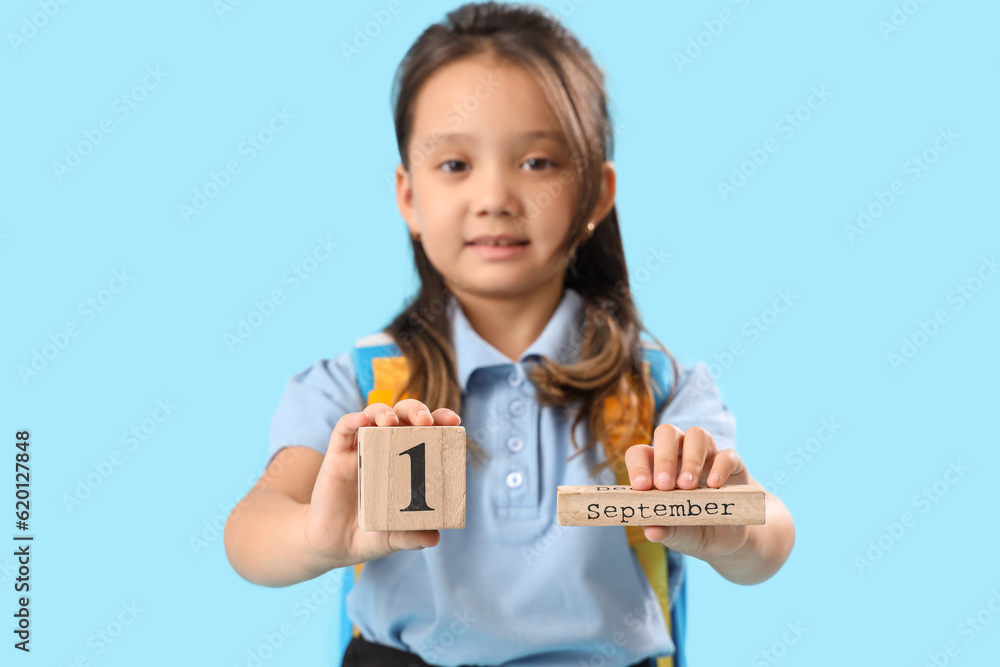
xmin=448 ymin=287 xmax=586 ymax=392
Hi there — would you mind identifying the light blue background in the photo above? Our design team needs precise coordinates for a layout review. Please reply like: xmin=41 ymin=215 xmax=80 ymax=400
xmin=3 ymin=1 xmax=998 ymax=665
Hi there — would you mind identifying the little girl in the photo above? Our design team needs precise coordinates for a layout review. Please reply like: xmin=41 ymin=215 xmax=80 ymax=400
xmin=224 ymin=3 xmax=795 ymax=666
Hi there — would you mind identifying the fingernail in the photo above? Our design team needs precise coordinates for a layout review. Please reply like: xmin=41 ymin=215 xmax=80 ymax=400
xmin=656 ymin=473 xmax=671 ymax=488
xmin=708 ymin=473 xmax=720 ymax=486
xmin=678 ymin=472 xmax=693 ymax=485
xmin=634 ymin=475 xmax=649 ymax=487
xmin=418 ymin=409 xmax=431 ymax=418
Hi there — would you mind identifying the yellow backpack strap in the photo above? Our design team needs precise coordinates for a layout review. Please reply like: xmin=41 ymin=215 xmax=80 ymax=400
xmin=367 ymin=355 xmax=411 ymax=405
xmin=352 ymin=332 xmax=413 ymax=406
xmin=602 ymin=346 xmax=679 ymax=667
xmin=346 ymin=334 xmax=412 ymax=643
xmin=350 ymin=562 xmax=364 ymax=638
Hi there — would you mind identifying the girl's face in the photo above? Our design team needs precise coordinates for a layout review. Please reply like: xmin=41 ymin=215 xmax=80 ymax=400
xmin=396 ymin=53 xmax=615 ymax=301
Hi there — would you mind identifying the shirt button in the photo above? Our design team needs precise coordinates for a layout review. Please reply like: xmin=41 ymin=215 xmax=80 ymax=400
xmin=506 ymin=471 xmax=523 ymax=489
xmin=506 ymin=436 xmax=524 ymax=453
xmin=507 ymin=370 xmax=524 ymax=387
xmin=509 ymin=399 xmax=525 ymax=416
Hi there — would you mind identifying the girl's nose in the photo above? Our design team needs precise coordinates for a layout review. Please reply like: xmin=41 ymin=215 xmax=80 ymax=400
xmin=473 ymin=165 xmax=519 ymax=219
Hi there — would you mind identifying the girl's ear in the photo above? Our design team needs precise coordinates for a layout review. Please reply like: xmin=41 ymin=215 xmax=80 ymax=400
xmin=396 ymin=163 xmax=421 ymax=238
xmin=589 ymin=162 xmax=617 ymax=231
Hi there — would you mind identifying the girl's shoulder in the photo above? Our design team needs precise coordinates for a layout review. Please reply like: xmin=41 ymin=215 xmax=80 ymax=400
xmin=636 ymin=336 xmax=720 ymax=397
xmin=637 ymin=335 xmax=735 ymax=441
xmin=292 ymin=331 xmax=399 ymax=392
xmin=274 ymin=329 xmax=398 ymax=414
xmin=267 ymin=330 xmax=394 ymax=461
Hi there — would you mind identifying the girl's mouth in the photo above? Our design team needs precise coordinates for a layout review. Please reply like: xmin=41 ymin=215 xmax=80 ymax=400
xmin=466 ymin=236 xmax=530 ymax=259
xmin=466 ymin=235 xmax=530 ymax=246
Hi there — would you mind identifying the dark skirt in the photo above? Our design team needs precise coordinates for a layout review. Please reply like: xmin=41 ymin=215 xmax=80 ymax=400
xmin=342 ymin=633 xmax=654 ymax=667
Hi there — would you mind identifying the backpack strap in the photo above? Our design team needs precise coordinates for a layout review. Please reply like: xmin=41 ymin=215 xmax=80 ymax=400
xmin=340 ymin=334 xmax=410 ymax=647
xmin=646 ymin=343 xmax=686 ymax=667
xmin=340 ymin=333 xmax=684 ymax=666
xmin=352 ymin=332 xmax=410 ymax=407
xmin=601 ymin=340 xmax=682 ymax=667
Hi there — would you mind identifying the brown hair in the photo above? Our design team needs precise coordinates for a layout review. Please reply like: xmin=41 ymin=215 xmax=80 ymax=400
xmin=383 ymin=1 xmax=678 ymax=477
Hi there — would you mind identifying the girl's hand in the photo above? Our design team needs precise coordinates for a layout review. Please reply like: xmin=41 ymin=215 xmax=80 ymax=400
xmin=624 ymin=424 xmax=752 ymax=561
xmin=303 ymin=399 xmax=461 ymax=568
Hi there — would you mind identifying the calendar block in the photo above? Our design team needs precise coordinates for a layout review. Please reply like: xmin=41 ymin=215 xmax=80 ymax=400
xmin=357 ymin=426 xmax=466 ymax=531
xmin=557 ymin=484 xmax=765 ymax=526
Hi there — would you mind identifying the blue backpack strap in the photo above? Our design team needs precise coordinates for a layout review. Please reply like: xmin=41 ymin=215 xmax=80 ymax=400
xmin=669 ymin=548 xmax=688 ymax=667
xmin=334 ymin=332 xmax=404 ymax=661
xmin=334 ymin=567 xmax=355 ymax=660
xmin=640 ymin=340 xmax=687 ymax=666
xmin=352 ymin=332 xmax=403 ymax=402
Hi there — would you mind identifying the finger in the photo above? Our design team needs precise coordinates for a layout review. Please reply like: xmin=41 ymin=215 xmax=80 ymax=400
xmin=624 ymin=444 xmax=655 ymax=490
xmin=643 ymin=525 xmax=673 ymax=544
xmin=327 ymin=403 xmax=398 ymax=456
xmin=392 ymin=398 xmax=436 ymax=426
xmin=676 ymin=426 xmax=714 ymax=490
xmin=430 ymin=407 xmax=461 ymax=426
xmin=706 ymin=448 xmax=747 ymax=487
xmin=644 ymin=523 xmax=749 ymax=559
xmin=652 ymin=424 xmax=683 ymax=490
xmin=328 ymin=411 xmax=369 ymax=455
xmin=387 ymin=529 xmax=441 ymax=551
xmin=362 ymin=402 xmax=400 ymax=427
xmin=642 ymin=525 xmax=705 ymax=555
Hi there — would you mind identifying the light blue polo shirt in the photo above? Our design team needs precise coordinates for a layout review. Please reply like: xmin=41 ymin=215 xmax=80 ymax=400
xmin=268 ymin=287 xmax=737 ymax=667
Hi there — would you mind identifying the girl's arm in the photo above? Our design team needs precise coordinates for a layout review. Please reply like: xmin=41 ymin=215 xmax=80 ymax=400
xmin=224 ymin=447 xmax=349 ymax=587
xmin=225 ymin=402 xmax=454 ymax=588
xmin=625 ymin=425 xmax=796 ymax=585
xmin=701 ymin=484 xmax=795 ymax=585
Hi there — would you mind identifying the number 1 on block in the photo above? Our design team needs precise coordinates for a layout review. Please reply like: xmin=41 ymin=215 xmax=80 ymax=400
xmin=357 ymin=426 xmax=466 ymax=531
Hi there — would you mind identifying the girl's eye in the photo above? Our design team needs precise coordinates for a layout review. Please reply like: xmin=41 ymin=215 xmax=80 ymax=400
xmin=440 ymin=160 xmax=468 ymax=174
xmin=439 ymin=158 xmax=556 ymax=173
xmin=523 ymin=157 xmax=556 ymax=171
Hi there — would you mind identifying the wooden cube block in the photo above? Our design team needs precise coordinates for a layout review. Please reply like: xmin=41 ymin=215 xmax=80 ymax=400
xmin=357 ymin=426 xmax=466 ymax=531
xmin=557 ymin=484 xmax=765 ymax=526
